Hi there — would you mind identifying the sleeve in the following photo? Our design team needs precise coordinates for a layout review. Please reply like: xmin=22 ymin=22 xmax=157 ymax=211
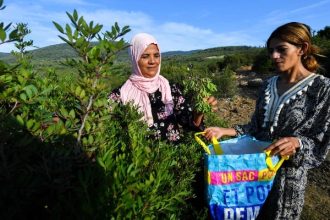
xmin=292 ymin=85 xmax=330 ymax=169
xmin=171 ymin=83 xmax=204 ymax=131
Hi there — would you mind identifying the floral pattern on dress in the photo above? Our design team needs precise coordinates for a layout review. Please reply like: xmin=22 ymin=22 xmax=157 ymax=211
xmin=109 ymin=83 xmax=203 ymax=143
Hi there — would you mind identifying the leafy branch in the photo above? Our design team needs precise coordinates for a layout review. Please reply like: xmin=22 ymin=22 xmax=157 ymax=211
xmin=183 ymin=64 xmax=217 ymax=114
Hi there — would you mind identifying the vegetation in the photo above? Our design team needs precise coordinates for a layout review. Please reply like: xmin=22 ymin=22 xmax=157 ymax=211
xmin=0 ymin=0 xmax=329 ymax=217
xmin=0 ymin=2 xmax=212 ymax=219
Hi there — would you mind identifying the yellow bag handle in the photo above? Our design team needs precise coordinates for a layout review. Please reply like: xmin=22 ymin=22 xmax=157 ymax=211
xmin=265 ymin=150 xmax=289 ymax=172
xmin=195 ymin=132 xmax=289 ymax=172
xmin=194 ymin=132 xmax=223 ymax=155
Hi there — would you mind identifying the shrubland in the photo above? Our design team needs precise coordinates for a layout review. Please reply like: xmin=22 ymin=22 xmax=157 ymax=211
xmin=1 ymin=0 xmax=329 ymax=217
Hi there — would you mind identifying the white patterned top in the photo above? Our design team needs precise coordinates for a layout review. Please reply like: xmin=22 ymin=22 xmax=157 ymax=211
xmin=262 ymin=73 xmax=319 ymax=133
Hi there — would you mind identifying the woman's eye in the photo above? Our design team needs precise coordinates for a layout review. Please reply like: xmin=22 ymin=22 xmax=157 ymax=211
xmin=268 ymin=47 xmax=287 ymax=54
xmin=277 ymin=47 xmax=286 ymax=53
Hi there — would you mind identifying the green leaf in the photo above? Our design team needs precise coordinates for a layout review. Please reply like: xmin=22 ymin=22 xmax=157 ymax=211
xmin=26 ymin=119 xmax=34 ymax=129
xmin=69 ymin=109 xmax=75 ymax=118
xmin=46 ymin=124 xmax=55 ymax=134
xmin=19 ymin=93 xmax=27 ymax=101
xmin=75 ymin=86 xmax=81 ymax=96
xmin=97 ymin=157 xmax=106 ymax=169
xmin=16 ymin=115 xmax=24 ymax=126
xmin=58 ymin=35 xmax=72 ymax=46
xmin=23 ymin=85 xmax=38 ymax=99
xmin=80 ymin=89 xmax=86 ymax=99
xmin=85 ymin=120 xmax=91 ymax=132
xmin=8 ymin=29 xmax=18 ymax=40
xmin=25 ymin=87 xmax=32 ymax=99
xmin=114 ymin=22 xmax=120 ymax=33
xmin=89 ymin=21 xmax=94 ymax=30
xmin=88 ymin=135 xmax=94 ymax=145
xmin=66 ymin=11 xmax=76 ymax=24
xmin=65 ymin=24 xmax=73 ymax=40
xmin=31 ymin=122 xmax=40 ymax=132
xmin=93 ymin=24 xmax=103 ymax=35
xmin=0 ymin=28 xmax=6 ymax=41
xmin=73 ymin=9 xmax=78 ymax=21
xmin=60 ymin=107 xmax=69 ymax=118
xmin=82 ymin=137 xmax=88 ymax=145
xmin=52 ymin=21 xmax=64 ymax=33
xmin=78 ymin=16 xmax=84 ymax=26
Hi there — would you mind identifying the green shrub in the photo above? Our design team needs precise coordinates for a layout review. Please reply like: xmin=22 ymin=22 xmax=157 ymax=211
xmin=251 ymin=49 xmax=273 ymax=75
xmin=213 ymin=66 xmax=238 ymax=98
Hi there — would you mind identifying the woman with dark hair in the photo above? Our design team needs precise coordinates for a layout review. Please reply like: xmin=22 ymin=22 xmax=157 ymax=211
xmin=204 ymin=22 xmax=330 ymax=219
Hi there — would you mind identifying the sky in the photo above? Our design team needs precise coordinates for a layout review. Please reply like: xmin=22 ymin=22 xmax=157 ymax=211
xmin=0 ymin=0 xmax=329 ymax=53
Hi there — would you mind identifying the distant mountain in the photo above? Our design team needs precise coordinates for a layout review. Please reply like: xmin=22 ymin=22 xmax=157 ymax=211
xmin=162 ymin=50 xmax=198 ymax=56
xmin=0 ymin=52 xmax=9 ymax=58
xmin=0 ymin=43 xmax=262 ymax=64
xmin=0 ymin=43 xmax=82 ymax=64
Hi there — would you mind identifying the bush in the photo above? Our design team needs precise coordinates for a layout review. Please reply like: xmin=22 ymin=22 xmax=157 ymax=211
xmin=251 ymin=49 xmax=273 ymax=75
xmin=213 ymin=66 xmax=238 ymax=98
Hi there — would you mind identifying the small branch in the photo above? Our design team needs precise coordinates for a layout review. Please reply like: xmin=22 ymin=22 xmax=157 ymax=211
xmin=9 ymin=101 xmax=18 ymax=113
xmin=77 ymin=94 xmax=93 ymax=146
xmin=76 ymin=78 xmax=98 ymax=147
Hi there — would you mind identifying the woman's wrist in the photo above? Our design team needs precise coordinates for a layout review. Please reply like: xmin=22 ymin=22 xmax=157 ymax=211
xmin=193 ymin=113 xmax=204 ymax=127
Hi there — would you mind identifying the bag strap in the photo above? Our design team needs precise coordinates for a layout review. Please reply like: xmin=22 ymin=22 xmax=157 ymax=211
xmin=195 ymin=132 xmax=289 ymax=171
xmin=264 ymin=150 xmax=289 ymax=172
xmin=194 ymin=132 xmax=223 ymax=155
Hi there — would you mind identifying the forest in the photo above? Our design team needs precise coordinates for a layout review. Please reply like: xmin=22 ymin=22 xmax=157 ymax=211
xmin=1 ymin=0 xmax=330 ymax=219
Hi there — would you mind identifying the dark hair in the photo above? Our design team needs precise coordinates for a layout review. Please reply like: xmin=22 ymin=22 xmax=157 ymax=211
xmin=266 ymin=22 xmax=321 ymax=72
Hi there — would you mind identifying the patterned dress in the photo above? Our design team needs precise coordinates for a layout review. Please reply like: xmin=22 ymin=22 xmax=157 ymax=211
xmin=109 ymin=83 xmax=203 ymax=143
xmin=234 ymin=74 xmax=330 ymax=220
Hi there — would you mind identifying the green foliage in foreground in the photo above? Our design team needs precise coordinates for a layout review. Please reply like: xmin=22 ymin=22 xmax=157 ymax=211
xmin=0 ymin=4 xmax=210 ymax=219
xmin=0 ymin=102 xmax=207 ymax=219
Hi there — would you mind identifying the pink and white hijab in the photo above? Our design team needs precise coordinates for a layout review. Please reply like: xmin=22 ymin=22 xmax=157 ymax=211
xmin=120 ymin=33 xmax=174 ymax=126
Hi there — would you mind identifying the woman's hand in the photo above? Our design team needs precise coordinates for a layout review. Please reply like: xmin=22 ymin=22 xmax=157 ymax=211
xmin=206 ymin=96 xmax=218 ymax=112
xmin=204 ymin=127 xmax=237 ymax=140
xmin=193 ymin=96 xmax=218 ymax=126
xmin=265 ymin=137 xmax=301 ymax=157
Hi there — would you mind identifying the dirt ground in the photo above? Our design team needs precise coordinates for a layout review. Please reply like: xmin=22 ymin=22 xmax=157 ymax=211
xmin=216 ymin=71 xmax=330 ymax=219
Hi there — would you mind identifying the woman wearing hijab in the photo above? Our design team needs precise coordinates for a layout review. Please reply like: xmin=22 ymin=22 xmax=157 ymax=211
xmin=109 ymin=33 xmax=216 ymax=143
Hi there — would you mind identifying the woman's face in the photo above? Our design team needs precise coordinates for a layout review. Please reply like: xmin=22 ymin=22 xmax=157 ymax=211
xmin=268 ymin=38 xmax=303 ymax=73
xmin=138 ymin=44 xmax=160 ymax=78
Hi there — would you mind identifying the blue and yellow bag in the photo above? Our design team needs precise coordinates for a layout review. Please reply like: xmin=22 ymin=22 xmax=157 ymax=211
xmin=195 ymin=132 xmax=288 ymax=220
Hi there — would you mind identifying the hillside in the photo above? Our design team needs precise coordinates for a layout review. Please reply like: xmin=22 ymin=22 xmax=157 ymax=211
xmin=0 ymin=43 xmax=263 ymax=64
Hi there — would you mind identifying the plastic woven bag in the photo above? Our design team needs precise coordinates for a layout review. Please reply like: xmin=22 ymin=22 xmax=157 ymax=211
xmin=195 ymin=132 xmax=288 ymax=220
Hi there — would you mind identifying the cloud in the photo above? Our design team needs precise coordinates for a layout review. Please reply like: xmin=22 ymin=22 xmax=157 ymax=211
xmin=0 ymin=1 xmax=262 ymax=53
xmin=39 ymin=0 xmax=95 ymax=6
xmin=149 ymin=22 xmax=262 ymax=51
xmin=290 ymin=0 xmax=330 ymax=13
xmin=80 ymin=9 xmax=154 ymax=31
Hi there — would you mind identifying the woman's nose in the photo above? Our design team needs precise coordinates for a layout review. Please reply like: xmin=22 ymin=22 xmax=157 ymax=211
xmin=270 ymin=51 xmax=281 ymax=59
xmin=148 ymin=56 xmax=155 ymax=63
